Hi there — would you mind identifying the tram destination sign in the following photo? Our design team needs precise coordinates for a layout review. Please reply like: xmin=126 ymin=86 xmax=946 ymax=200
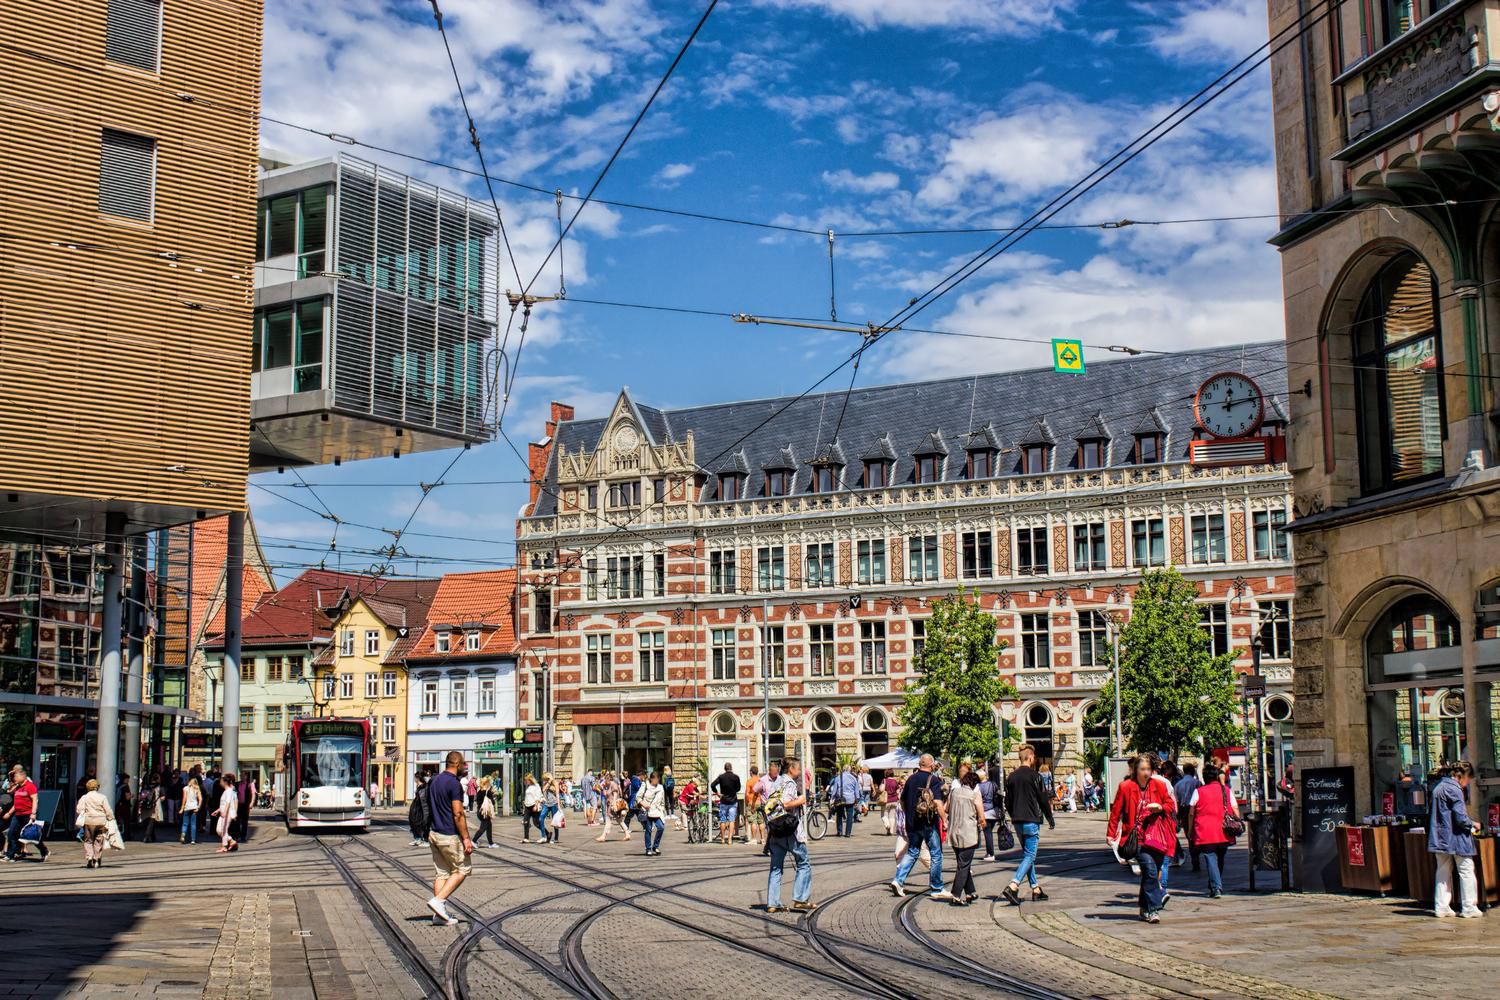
xmin=300 ymin=720 xmax=364 ymax=738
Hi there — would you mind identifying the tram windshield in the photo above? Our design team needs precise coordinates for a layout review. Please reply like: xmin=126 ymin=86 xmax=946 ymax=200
xmin=300 ymin=734 xmax=363 ymax=789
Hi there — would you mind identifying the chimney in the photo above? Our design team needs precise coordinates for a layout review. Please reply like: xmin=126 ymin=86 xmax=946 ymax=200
xmin=527 ymin=401 xmax=574 ymax=513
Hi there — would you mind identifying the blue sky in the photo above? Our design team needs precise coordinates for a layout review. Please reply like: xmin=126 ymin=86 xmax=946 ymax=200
xmin=251 ymin=0 xmax=1283 ymax=581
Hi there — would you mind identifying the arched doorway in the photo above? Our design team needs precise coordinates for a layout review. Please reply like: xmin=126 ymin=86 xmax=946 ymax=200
xmin=1366 ymin=593 xmax=1461 ymax=817
xmin=810 ymin=709 xmax=837 ymax=791
xmin=1022 ymin=703 xmax=1054 ymax=765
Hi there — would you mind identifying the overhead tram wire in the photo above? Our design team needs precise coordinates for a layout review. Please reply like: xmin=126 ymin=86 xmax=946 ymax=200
xmin=876 ymin=0 xmax=1345 ymax=337
xmin=495 ymin=0 xmax=723 ymax=433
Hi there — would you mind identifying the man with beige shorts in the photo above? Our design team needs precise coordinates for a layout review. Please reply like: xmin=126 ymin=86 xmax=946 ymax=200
xmin=425 ymin=750 xmax=474 ymax=926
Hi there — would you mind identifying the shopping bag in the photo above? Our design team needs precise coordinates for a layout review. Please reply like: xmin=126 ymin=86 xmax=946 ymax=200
xmin=105 ymin=816 xmax=125 ymax=851
xmin=18 ymin=821 xmax=43 ymax=844
xmin=550 ymin=810 xmax=565 ymax=829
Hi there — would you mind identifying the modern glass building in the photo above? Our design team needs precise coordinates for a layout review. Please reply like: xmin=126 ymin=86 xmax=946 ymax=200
xmin=250 ymin=153 xmax=499 ymax=468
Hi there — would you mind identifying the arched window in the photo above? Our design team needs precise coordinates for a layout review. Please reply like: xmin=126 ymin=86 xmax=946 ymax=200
xmin=860 ymin=709 xmax=889 ymax=763
xmin=711 ymin=712 xmax=736 ymax=738
xmin=1365 ymin=593 xmax=1460 ymax=685
xmin=1023 ymin=703 xmax=1054 ymax=765
xmin=764 ymin=710 xmax=786 ymax=764
xmin=1352 ymin=252 xmax=1445 ymax=494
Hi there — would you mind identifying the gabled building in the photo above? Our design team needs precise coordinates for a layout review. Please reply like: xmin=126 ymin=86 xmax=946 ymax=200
xmin=201 ymin=569 xmax=376 ymax=790
xmin=403 ymin=571 xmax=519 ymax=799
xmin=313 ymin=579 xmax=437 ymax=803
xmin=516 ymin=349 xmax=1296 ymax=787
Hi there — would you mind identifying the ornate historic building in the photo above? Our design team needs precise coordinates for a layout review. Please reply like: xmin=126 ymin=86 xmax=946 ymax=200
xmin=515 ymin=348 xmax=1295 ymax=785
xmin=1268 ymin=0 xmax=1500 ymax=833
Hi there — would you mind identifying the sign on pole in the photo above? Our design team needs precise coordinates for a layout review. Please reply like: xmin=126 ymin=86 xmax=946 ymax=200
xmin=1052 ymin=339 xmax=1085 ymax=374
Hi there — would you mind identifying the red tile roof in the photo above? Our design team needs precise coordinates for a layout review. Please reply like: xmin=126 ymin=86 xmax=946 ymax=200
xmin=405 ymin=570 xmax=517 ymax=662
xmin=209 ymin=570 xmax=408 ymax=649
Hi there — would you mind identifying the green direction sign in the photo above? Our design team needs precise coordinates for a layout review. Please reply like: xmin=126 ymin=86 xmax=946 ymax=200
xmin=1052 ymin=338 xmax=1085 ymax=374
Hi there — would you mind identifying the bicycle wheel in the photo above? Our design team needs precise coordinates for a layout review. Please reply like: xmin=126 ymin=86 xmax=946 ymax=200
xmin=807 ymin=809 xmax=828 ymax=841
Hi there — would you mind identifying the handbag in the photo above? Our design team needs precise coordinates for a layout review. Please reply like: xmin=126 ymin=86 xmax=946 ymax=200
xmin=1220 ymin=784 xmax=1245 ymax=838
xmin=18 ymin=820 xmax=43 ymax=844
xmin=1118 ymin=802 xmax=1143 ymax=862
xmin=996 ymin=823 xmax=1015 ymax=852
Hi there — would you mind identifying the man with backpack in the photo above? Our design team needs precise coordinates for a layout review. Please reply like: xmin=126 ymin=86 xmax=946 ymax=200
xmin=889 ymin=754 xmax=950 ymax=899
xmin=763 ymin=757 xmax=813 ymax=913
xmin=408 ymin=772 xmax=431 ymax=846
xmin=830 ymin=765 xmax=860 ymax=837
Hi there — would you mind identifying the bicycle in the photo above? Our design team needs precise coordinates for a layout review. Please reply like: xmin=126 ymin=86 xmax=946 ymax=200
xmin=685 ymin=801 xmax=712 ymax=844
xmin=805 ymin=801 xmax=830 ymax=841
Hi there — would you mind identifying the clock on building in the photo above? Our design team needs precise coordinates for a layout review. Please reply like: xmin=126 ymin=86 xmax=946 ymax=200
xmin=1194 ymin=371 xmax=1265 ymax=439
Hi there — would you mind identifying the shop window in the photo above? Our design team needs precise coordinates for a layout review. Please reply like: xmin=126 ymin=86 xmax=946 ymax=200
xmin=1365 ymin=594 xmax=1461 ymax=685
xmin=1352 ymin=252 xmax=1445 ymax=494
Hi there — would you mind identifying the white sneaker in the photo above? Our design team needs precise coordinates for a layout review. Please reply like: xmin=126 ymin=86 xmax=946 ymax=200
xmin=981 ymin=855 xmax=995 ymax=862
xmin=889 ymin=881 xmax=906 ymax=897
xmin=1460 ymin=910 xmax=1484 ymax=919
xmin=432 ymin=913 xmax=458 ymax=927
xmin=929 ymin=891 xmax=955 ymax=901
xmin=426 ymin=897 xmax=450 ymax=922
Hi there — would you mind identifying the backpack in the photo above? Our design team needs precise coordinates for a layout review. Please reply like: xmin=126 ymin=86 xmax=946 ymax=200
xmin=764 ymin=781 xmax=801 ymax=836
xmin=914 ymin=774 xmax=940 ymax=824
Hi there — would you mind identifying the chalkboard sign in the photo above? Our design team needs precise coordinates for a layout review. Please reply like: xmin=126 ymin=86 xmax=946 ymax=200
xmin=1299 ymin=766 xmax=1356 ymax=892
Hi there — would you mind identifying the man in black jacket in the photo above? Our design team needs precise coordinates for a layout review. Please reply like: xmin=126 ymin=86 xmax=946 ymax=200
xmin=1001 ymin=745 xmax=1054 ymax=906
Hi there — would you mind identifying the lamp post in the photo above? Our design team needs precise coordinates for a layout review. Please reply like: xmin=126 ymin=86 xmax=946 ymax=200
xmin=1107 ymin=612 xmax=1125 ymax=756
xmin=761 ymin=596 xmax=771 ymax=771
xmin=539 ymin=653 xmax=553 ymax=775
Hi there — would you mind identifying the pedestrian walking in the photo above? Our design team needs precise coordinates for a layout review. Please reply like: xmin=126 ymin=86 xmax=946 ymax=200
xmin=4 ymin=765 xmax=49 ymax=863
xmin=1184 ymin=763 xmax=1240 ymax=898
xmin=212 ymin=774 xmax=239 ymax=853
xmin=830 ymin=764 xmax=860 ymax=837
xmin=1173 ymin=763 xmax=1203 ymax=872
xmin=947 ymin=763 xmax=985 ymax=905
xmin=180 ymin=775 xmax=202 ymax=844
xmin=662 ymin=766 xmax=676 ymax=822
xmin=466 ymin=772 xmax=479 ymax=811
xmin=639 ymin=771 xmax=666 ymax=856
xmin=858 ymin=766 xmax=874 ymax=821
xmin=889 ymin=754 xmax=951 ymax=900
xmin=1428 ymin=760 xmax=1482 ymax=918
xmin=977 ymin=767 xmax=1003 ymax=860
xmin=520 ymin=774 xmax=544 ymax=844
xmin=881 ymin=772 xmax=901 ymax=835
xmin=542 ymin=774 xmax=563 ymax=844
xmin=710 ymin=763 xmax=741 ymax=846
xmin=596 ymin=773 xmax=630 ymax=842
xmin=764 ymin=757 xmax=813 ymax=913
xmin=75 ymin=778 xmax=113 ymax=869
xmin=139 ymin=774 xmax=163 ymax=843
xmin=475 ymin=776 xmax=497 ymax=848
xmin=1107 ymin=754 xmax=1177 ymax=923
xmin=1001 ymin=745 xmax=1054 ymax=905
xmin=744 ymin=766 xmax=763 ymax=847
xmin=409 ymin=773 xmax=431 ymax=846
xmin=425 ymin=751 xmax=474 ymax=927
xmin=582 ymin=769 xmax=598 ymax=826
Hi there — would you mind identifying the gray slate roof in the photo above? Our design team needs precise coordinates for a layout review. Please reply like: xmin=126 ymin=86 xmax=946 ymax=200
xmin=531 ymin=343 xmax=1287 ymax=512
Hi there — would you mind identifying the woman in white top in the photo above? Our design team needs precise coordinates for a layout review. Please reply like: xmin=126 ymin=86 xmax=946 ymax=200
xmin=180 ymin=777 xmax=202 ymax=845
xmin=520 ymin=773 xmax=544 ymax=844
xmin=75 ymin=778 xmax=114 ymax=869
xmin=638 ymin=772 xmax=667 ymax=857
xmin=213 ymin=775 xmax=239 ymax=853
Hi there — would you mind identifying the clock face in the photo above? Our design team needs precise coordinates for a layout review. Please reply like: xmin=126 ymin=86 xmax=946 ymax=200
xmin=1194 ymin=372 xmax=1264 ymax=439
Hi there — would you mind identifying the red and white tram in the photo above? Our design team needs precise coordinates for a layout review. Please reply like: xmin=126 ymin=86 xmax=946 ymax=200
xmin=283 ymin=717 xmax=372 ymax=830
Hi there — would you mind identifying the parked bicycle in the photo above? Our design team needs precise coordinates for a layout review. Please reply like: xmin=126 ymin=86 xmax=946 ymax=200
xmin=805 ymin=800 xmax=830 ymax=841
xmin=685 ymin=800 xmax=712 ymax=844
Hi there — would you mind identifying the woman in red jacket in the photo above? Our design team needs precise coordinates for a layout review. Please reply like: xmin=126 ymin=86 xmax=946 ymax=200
xmin=1185 ymin=762 xmax=1239 ymax=898
xmin=1106 ymin=753 xmax=1177 ymax=923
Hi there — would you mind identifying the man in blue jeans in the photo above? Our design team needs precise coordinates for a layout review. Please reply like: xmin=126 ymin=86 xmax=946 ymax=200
xmin=1001 ymin=745 xmax=1054 ymax=905
xmin=830 ymin=765 xmax=860 ymax=837
xmin=889 ymin=754 xmax=951 ymax=899
xmin=764 ymin=757 xmax=813 ymax=912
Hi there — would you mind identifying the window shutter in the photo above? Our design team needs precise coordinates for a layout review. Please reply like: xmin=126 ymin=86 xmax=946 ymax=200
xmin=99 ymin=128 xmax=156 ymax=221
xmin=106 ymin=0 xmax=163 ymax=72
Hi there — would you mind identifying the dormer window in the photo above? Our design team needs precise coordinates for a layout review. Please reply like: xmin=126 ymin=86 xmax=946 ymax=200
xmin=766 ymin=469 xmax=793 ymax=497
xmin=1020 ymin=445 xmax=1051 ymax=474
xmin=1134 ymin=433 xmax=1163 ymax=464
xmin=435 ymin=631 xmax=450 ymax=654
xmin=812 ymin=465 xmax=838 ymax=493
xmin=1077 ymin=439 xmax=1107 ymax=470
xmin=719 ymin=473 xmax=743 ymax=502
xmin=914 ymin=454 xmax=942 ymax=484
xmin=967 ymin=449 xmax=996 ymax=479
xmin=864 ymin=460 xmax=890 ymax=489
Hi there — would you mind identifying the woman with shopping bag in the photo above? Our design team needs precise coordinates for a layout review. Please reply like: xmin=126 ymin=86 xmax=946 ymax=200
xmin=1106 ymin=754 xmax=1177 ymax=923
xmin=75 ymin=779 xmax=113 ymax=869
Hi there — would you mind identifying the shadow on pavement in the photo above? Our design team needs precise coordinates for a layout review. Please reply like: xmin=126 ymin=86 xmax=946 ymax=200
xmin=0 ymin=893 xmax=157 ymax=998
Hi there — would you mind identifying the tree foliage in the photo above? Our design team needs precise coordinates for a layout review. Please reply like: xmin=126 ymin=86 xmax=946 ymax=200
xmin=897 ymin=590 xmax=1017 ymax=763
xmin=1085 ymin=567 xmax=1240 ymax=759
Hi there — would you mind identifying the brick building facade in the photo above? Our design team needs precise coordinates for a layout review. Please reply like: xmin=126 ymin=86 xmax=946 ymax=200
xmin=515 ymin=348 xmax=1295 ymax=785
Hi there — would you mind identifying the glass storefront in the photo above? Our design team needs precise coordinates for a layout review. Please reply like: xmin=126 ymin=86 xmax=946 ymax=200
xmin=581 ymin=723 xmax=673 ymax=775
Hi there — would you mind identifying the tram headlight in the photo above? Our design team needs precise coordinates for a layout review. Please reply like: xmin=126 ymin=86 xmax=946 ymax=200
xmin=300 ymin=791 xmax=310 ymax=805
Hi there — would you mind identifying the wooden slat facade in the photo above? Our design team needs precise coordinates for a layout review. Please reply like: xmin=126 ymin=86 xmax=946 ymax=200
xmin=0 ymin=0 xmax=263 ymax=523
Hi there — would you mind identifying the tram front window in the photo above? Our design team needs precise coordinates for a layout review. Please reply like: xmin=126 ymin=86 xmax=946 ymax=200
xmin=301 ymin=736 xmax=363 ymax=788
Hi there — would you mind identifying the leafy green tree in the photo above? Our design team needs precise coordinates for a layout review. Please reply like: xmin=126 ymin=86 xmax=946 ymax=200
xmin=1085 ymin=567 xmax=1240 ymax=759
xmin=897 ymin=590 xmax=1017 ymax=763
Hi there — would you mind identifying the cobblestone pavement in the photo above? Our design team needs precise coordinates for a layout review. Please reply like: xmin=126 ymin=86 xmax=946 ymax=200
xmin=3 ymin=809 xmax=1498 ymax=998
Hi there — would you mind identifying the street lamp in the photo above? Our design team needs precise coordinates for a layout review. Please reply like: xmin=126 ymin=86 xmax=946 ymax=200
xmin=1106 ymin=611 xmax=1125 ymax=757
xmin=538 ymin=652 xmax=553 ymax=775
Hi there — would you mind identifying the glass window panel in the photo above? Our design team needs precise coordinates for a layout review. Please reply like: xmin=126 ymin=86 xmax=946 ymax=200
xmin=300 ymin=186 xmax=327 ymax=255
xmin=264 ymin=309 xmax=293 ymax=370
xmin=267 ymin=195 xmax=297 ymax=257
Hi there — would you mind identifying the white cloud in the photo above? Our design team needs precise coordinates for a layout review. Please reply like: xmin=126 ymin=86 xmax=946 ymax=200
xmin=821 ymin=168 xmax=901 ymax=193
xmin=652 ymin=162 xmax=696 ymax=188
xmin=1151 ymin=0 xmax=1266 ymax=62
xmin=917 ymin=95 xmax=1100 ymax=207
xmin=754 ymin=0 xmax=1077 ymax=33
xmin=835 ymin=115 xmax=864 ymax=143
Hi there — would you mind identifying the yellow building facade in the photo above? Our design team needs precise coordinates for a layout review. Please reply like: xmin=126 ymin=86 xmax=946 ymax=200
xmin=313 ymin=584 xmax=434 ymax=804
